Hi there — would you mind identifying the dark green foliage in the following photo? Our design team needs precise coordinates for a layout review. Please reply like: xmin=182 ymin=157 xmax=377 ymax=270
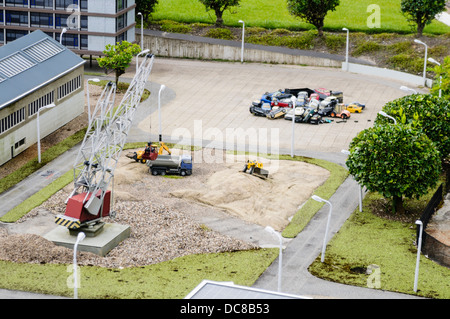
xmin=346 ymin=124 xmax=441 ymax=214
xmin=401 ymin=0 xmax=447 ymax=36
xmin=287 ymin=0 xmax=340 ymax=36
xmin=136 ymin=0 xmax=159 ymax=21
xmin=376 ymin=94 xmax=450 ymax=159
xmin=198 ymin=0 xmax=240 ymax=26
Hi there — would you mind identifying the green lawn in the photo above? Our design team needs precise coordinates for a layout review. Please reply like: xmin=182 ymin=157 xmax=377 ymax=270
xmin=151 ymin=0 xmax=450 ymax=34
xmin=309 ymin=191 xmax=450 ymax=299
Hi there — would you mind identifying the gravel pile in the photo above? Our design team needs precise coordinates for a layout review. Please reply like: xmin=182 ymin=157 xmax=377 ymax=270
xmin=0 ymin=155 xmax=257 ymax=269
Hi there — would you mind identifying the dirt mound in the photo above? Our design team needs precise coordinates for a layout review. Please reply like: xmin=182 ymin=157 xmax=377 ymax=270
xmin=171 ymin=156 xmax=330 ymax=231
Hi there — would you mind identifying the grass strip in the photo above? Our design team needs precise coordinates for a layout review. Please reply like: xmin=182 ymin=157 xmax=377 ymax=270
xmin=0 ymin=128 xmax=86 ymax=195
xmin=0 ymin=249 xmax=278 ymax=299
xmin=279 ymin=155 xmax=349 ymax=238
xmin=308 ymin=190 xmax=450 ymax=299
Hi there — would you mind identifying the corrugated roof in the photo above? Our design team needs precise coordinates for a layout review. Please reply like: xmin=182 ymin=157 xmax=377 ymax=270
xmin=0 ymin=30 xmax=85 ymax=109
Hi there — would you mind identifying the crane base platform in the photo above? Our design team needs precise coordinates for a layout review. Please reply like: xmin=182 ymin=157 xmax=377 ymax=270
xmin=44 ymin=223 xmax=130 ymax=257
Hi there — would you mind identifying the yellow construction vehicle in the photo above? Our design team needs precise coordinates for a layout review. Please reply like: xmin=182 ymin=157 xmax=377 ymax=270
xmin=242 ymin=160 xmax=269 ymax=179
xmin=126 ymin=142 xmax=171 ymax=164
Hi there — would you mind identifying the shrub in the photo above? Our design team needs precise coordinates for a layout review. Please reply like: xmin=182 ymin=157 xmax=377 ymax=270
xmin=205 ymin=28 xmax=234 ymax=40
xmin=352 ymin=40 xmax=382 ymax=56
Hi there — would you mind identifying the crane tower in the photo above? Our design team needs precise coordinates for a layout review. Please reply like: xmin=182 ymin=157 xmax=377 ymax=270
xmin=55 ymin=54 xmax=155 ymax=232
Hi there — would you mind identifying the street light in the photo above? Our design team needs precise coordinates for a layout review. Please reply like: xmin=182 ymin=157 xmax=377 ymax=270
xmin=137 ymin=12 xmax=144 ymax=51
xmin=428 ymin=57 xmax=442 ymax=98
xmin=290 ymin=96 xmax=296 ymax=158
xmin=311 ymin=195 xmax=333 ymax=263
xmin=400 ymin=85 xmax=418 ymax=95
xmin=136 ymin=49 xmax=150 ymax=73
xmin=378 ymin=111 xmax=397 ymax=125
xmin=86 ymin=78 xmax=100 ymax=125
xmin=73 ymin=232 xmax=86 ymax=299
xmin=265 ymin=226 xmax=283 ymax=292
xmin=238 ymin=20 xmax=245 ymax=63
xmin=414 ymin=220 xmax=423 ymax=293
xmin=60 ymin=28 xmax=67 ymax=44
xmin=158 ymin=85 xmax=166 ymax=142
xmin=343 ymin=28 xmax=349 ymax=71
xmin=36 ymin=103 xmax=56 ymax=163
xmin=414 ymin=39 xmax=428 ymax=87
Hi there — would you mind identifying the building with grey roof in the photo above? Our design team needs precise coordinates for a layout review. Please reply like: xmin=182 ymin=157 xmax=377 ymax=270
xmin=0 ymin=0 xmax=136 ymax=56
xmin=0 ymin=29 xmax=85 ymax=165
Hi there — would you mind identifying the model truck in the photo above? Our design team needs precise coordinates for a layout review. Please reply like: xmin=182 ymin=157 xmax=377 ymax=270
xmin=146 ymin=154 xmax=193 ymax=176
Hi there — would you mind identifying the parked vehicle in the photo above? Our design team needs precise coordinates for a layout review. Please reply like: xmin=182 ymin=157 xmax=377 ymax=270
xmin=249 ymin=102 xmax=271 ymax=117
xmin=345 ymin=102 xmax=365 ymax=113
xmin=315 ymin=88 xmax=344 ymax=103
xmin=284 ymin=107 xmax=306 ymax=121
xmin=267 ymin=107 xmax=287 ymax=119
xmin=147 ymin=154 xmax=193 ymax=176
xmin=330 ymin=109 xmax=351 ymax=119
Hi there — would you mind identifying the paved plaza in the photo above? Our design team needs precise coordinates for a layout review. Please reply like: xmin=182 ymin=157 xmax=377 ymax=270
xmin=135 ymin=58 xmax=424 ymax=155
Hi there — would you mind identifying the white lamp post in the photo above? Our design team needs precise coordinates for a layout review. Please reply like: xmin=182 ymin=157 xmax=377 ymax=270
xmin=428 ymin=58 xmax=442 ymax=98
xmin=414 ymin=39 xmax=428 ymax=87
xmin=291 ymin=96 xmax=296 ymax=158
xmin=86 ymin=78 xmax=100 ymax=125
xmin=238 ymin=20 xmax=245 ymax=63
xmin=414 ymin=220 xmax=423 ymax=293
xmin=73 ymin=232 xmax=86 ymax=299
xmin=311 ymin=195 xmax=333 ymax=263
xmin=136 ymin=49 xmax=150 ymax=73
xmin=265 ymin=226 xmax=283 ymax=292
xmin=137 ymin=12 xmax=144 ymax=50
xmin=158 ymin=85 xmax=166 ymax=142
xmin=36 ymin=103 xmax=56 ymax=163
xmin=400 ymin=85 xmax=418 ymax=95
xmin=60 ymin=28 xmax=67 ymax=44
xmin=378 ymin=111 xmax=397 ymax=125
xmin=343 ymin=28 xmax=349 ymax=71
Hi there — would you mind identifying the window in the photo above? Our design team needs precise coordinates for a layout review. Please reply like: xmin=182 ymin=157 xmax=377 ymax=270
xmin=5 ymin=0 xmax=28 ymax=7
xmin=116 ymin=13 xmax=127 ymax=32
xmin=30 ymin=0 xmax=53 ymax=9
xmin=5 ymin=11 xmax=28 ymax=26
xmin=0 ymin=107 xmax=26 ymax=135
xmin=28 ymin=91 xmax=55 ymax=117
xmin=15 ymin=138 xmax=25 ymax=149
xmin=117 ymin=0 xmax=127 ymax=12
xmin=58 ymin=75 xmax=81 ymax=100
xmin=6 ymin=30 xmax=28 ymax=42
xmin=30 ymin=12 xmax=53 ymax=28
xmin=116 ymin=31 xmax=127 ymax=43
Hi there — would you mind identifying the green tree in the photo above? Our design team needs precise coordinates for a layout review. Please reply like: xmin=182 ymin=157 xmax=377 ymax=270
xmin=401 ymin=0 xmax=447 ymax=36
xmin=346 ymin=124 xmax=441 ymax=214
xmin=199 ymin=0 xmax=240 ymax=26
xmin=97 ymin=41 xmax=142 ymax=86
xmin=287 ymin=0 xmax=340 ymax=37
xmin=376 ymin=94 xmax=450 ymax=160
xmin=429 ymin=56 xmax=450 ymax=99
xmin=136 ymin=0 xmax=159 ymax=22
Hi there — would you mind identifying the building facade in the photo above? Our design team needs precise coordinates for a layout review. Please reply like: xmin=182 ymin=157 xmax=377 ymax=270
xmin=0 ymin=0 xmax=136 ymax=55
xmin=0 ymin=30 xmax=85 ymax=165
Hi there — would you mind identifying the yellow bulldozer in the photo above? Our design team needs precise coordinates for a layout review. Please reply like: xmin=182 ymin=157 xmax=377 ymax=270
xmin=242 ymin=160 xmax=269 ymax=179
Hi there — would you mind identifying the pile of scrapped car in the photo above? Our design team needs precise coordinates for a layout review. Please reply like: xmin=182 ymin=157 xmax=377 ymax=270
xmin=249 ymin=87 xmax=365 ymax=125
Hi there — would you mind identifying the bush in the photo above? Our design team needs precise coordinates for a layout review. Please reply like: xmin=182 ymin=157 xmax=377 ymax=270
xmin=160 ymin=20 xmax=192 ymax=34
xmin=205 ymin=28 xmax=234 ymax=40
xmin=352 ymin=40 xmax=382 ymax=56
xmin=377 ymin=94 xmax=450 ymax=159
xmin=324 ymin=34 xmax=346 ymax=52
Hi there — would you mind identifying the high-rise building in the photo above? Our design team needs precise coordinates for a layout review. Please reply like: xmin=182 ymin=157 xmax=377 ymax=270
xmin=0 ymin=0 xmax=136 ymax=56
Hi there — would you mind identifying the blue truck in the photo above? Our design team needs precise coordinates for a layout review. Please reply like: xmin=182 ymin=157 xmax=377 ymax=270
xmin=146 ymin=154 xmax=193 ymax=176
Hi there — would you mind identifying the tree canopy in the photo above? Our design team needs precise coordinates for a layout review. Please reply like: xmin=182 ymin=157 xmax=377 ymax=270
xmin=199 ymin=0 xmax=240 ymax=26
xmin=346 ymin=124 xmax=441 ymax=214
xmin=97 ymin=41 xmax=142 ymax=86
xmin=287 ymin=0 xmax=340 ymax=36
xmin=401 ymin=0 xmax=447 ymax=36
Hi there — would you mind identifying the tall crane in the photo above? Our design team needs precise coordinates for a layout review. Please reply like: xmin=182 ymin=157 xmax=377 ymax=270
xmin=55 ymin=54 xmax=155 ymax=232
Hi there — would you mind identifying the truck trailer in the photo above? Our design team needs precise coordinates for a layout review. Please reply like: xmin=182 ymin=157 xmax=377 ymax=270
xmin=147 ymin=155 xmax=193 ymax=176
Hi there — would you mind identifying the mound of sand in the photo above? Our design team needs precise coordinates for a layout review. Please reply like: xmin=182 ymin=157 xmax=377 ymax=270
xmin=170 ymin=155 xmax=330 ymax=231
